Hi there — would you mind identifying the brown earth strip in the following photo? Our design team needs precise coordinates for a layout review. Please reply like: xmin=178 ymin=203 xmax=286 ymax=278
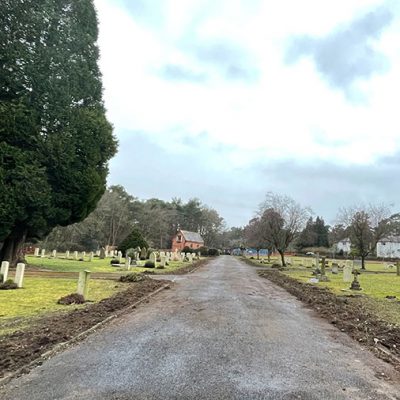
xmin=256 ymin=268 xmax=400 ymax=370
xmin=0 ymin=277 xmax=168 ymax=380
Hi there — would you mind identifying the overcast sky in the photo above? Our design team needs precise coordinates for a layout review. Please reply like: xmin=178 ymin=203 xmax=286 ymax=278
xmin=94 ymin=0 xmax=400 ymax=227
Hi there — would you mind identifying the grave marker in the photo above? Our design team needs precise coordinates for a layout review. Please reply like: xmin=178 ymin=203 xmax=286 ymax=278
xmin=343 ymin=265 xmax=353 ymax=282
xmin=77 ymin=270 xmax=91 ymax=298
xmin=0 ymin=261 xmax=9 ymax=282
xmin=34 ymin=248 xmax=40 ymax=257
xmin=14 ymin=263 xmax=25 ymax=288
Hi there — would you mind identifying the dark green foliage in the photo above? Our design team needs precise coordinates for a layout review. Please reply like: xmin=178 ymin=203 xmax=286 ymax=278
xmin=144 ymin=261 xmax=155 ymax=268
xmin=198 ymin=246 xmax=208 ymax=256
xmin=0 ymin=0 xmax=117 ymax=264
xmin=0 ymin=279 xmax=18 ymax=290
xmin=118 ymin=228 xmax=148 ymax=256
xmin=182 ymin=246 xmax=194 ymax=253
xmin=57 ymin=293 xmax=85 ymax=304
xmin=207 ymin=248 xmax=219 ymax=256
xmin=297 ymin=217 xmax=330 ymax=250
xmin=119 ymin=273 xmax=145 ymax=283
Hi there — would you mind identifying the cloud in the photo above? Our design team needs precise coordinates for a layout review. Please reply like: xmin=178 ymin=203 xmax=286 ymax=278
xmin=285 ymin=5 xmax=393 ymax=92
xmin=188 ymin=41 xmax=260 ymax=82
xmin=159 ymin=64 xmax=207 ymax=82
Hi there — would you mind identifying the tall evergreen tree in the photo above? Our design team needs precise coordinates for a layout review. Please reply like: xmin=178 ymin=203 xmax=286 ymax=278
xmin=0 ymin=1 xmax=117 ymax=264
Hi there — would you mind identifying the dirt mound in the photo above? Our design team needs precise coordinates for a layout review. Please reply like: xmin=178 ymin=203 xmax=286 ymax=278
xmin=0 ymin=278 xmax=167 ymax=379
xmin=258 ymin=270 xmax=400 ymax=369
xmin=57 ymin=293 xmax=86 ymax=305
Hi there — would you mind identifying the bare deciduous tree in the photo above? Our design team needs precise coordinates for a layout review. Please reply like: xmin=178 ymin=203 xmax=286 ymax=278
xmin=337 ymin=203 xmax=394 ymax=269
xmin=258 ymin=193 xmax=311 ymax=266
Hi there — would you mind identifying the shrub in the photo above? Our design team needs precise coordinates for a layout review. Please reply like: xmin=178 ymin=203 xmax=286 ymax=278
xmin=182 ymin=246 xmax=194 ymax=254
xmin=57 ymin=293 xmax=85 ymax=305
xmin=140 ymin=256 xmax=147 ymax=261
xmin=110 ymin=258 xmax=120 ymax=266
xmin=144 ymin=261 xmax=155 ymax=268
xmin=119 ymin=273 xmax=145 ymax=283
xmin=198 ymin=246 xmax=208 ymax=257
xmin=118 ymin=228 xmax=148 ymax=256
xmin=0 ymin=279 xmax=18 ymax=290
xmin=208 ymin=248 xmax=219 ymax=256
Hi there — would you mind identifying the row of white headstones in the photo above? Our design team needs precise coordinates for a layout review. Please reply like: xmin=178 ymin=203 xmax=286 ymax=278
xmin=0 ymin=261 xmax=25 ymax=287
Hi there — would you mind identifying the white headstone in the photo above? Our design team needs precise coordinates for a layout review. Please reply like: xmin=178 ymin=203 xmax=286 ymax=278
xmin=331 ymin=263 xmax=339 ymax=274
xmin=1 ymin=261 xmax=9 ymax=282
xmin=125 ymin=256 xmax=131 ymax=269
xmin=353 ymin=260 xmax=362 ymax=270
xmin=150 ymin=252 xmax=157 ymax=266
xmin=82 ymin=251 xmax=86 ymax=259
xmin=34 ymin=248 xmax=40 ymax=257
xmin=74 ymin=251 xmax=78 ymax=260
xmin=52 ymin=250 xmax=57 ymax=258
xmin=41 ymin=249 xmax=46 ymax=258
xmin=77 ymin=270 xmax=91 ymax=298
xmin=14 ymin=263 xmax=25 ymax=288
xmin=89 ymin=252 xmax=94 ymax=261
xmin=160 ymin=255 xmax=166 ymax=268
xmin=96 ymin=250 xmax=101 ymax=256
xmin=343 ymin=265 xmax=353 ymax=282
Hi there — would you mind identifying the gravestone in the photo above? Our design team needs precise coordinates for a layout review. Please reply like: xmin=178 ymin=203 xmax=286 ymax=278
xmin=188 ymin=253 xmax=194 ymax=263
xmin=52 ymin=250 xmax=57 ymax=258
xmin=74 ymin=251 xmax=78 ymax=260
xmin=150 ymin=252 xmax=157 ymax=267
xmin=140 ymin=248 xmax=147 ymax=260
xmin=397 ymin=262 xmax=400 ymax=277
xmin=41 ymin=249 xmax=46 ymax=258
xmin=100 ymin=248 xmax=106 ymax=259
xmin=66 ymin=250 xmax=70 ymax=259
xmin=343 ymin=265 xmax=353 ymax=282
xmin=77 ymin=270 xmax=91 ymax=298
xmin=319 ymin=257 xmax=329 ymax=282
xmin=118 ymin=253 xmax=123 ymax=264
xmin=125 ymin=257 xmax=131 ymax=270
xmin=1 ymin=261 xmax=9 ymax=282
xmin=96 ymin=250 xmax=101 ymax=256
xmin=14 ymin=263 xmax=25 ymax=288
xmin=331 ymin=263 xmax=339 ymax=274
xmin=160 ymin=255 xmax=166 ymax=268
xmin=82 ymin=251 xmax=86 ymax=259
xmin=353 ymin=260 xmax=362 ymax=270
xmin=89 ymin=252 xmax=94 ymax=261
xmin=34 ymin=248 xmax=40 ymax=257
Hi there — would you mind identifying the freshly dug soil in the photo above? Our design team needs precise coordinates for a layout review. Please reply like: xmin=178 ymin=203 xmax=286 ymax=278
xmin=258 ymin=269 xmax=400 ymax=369
xmin=0 ymin=277 xmax=167 ymax=379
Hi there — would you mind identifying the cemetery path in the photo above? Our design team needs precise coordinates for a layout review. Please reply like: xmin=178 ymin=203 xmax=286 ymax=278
xmin=2 ymin=256 xmax=400 ymax=400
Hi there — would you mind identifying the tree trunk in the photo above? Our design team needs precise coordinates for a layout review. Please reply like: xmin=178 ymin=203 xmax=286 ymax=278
xmin=0 ymin=228 xmax=27 ymax=266
xmin=278 ymin=250 xmax=286 ymax=267
xmin=267 ymin=251 xmax=271 ymax=263
xmin=257 ymin=249 xmax=260 ymax=260
xmin=361 ymin=255 xmax=366 ymax=270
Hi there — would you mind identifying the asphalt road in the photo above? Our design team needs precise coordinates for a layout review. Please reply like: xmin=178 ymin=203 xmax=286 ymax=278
xmin=2 ymin=256 xmax=400 ymax=399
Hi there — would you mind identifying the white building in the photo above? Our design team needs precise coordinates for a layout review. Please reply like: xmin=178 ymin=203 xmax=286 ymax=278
xmin=376 ymin=237 xmax=400 ymax=258
xmin=335 ymin=238 xmax=351 ymax=255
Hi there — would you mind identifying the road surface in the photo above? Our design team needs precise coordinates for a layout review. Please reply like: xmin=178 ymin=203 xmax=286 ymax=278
xmin=2 ymin=256 xmax=400 ymax=399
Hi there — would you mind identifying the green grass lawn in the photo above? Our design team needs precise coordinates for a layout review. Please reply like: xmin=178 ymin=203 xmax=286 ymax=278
xmin=0 ymin=276 xmax=123 ymax=335
xmin=26 ymin=255 xmax=193 ymax=274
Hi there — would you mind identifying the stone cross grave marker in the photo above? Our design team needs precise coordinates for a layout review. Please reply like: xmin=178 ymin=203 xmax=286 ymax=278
xmin=77 ymin=270 xmax=91 ymax=298
xmin=1 ymin=261 xmax=9 ymax=282
xmin=14 ymin=263 xmax=25 ymax=288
